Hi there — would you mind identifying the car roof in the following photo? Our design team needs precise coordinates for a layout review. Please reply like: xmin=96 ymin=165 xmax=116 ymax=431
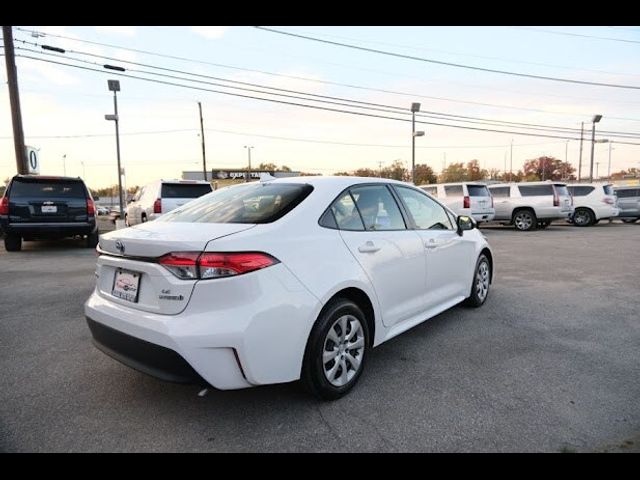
xmin=489 ymin=181 xmax=567 ymax=187
xmin=13 ymin=174 xmax=85 ymax=182
xmin=268 ymin=175 xmax=413 ymax=188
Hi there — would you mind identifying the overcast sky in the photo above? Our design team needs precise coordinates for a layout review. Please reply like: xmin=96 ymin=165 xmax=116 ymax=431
xmin=1 ymin=26 xmax=639 ymax=188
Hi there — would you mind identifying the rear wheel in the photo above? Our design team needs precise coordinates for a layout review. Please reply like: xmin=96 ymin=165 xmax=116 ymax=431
xmin=86 ymin=230 xmax=99 ymax=248
xmin=301 ymin=298 xmax=369 ymax=400
xmin=4 ymin=234 xmax=22 ymax=252
xmin=573 ymin=208 xmax=594 ymax=227
xmin=513 ymin=209 xmax=537 ymax=231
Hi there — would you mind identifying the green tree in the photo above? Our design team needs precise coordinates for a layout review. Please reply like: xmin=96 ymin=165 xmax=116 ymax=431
xmin=414 ymin=164 xmax=437 ymax=185
xmin=439 ymin=162 xmax=467 ymax=182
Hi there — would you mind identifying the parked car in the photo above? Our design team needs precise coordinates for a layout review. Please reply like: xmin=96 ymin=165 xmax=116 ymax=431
xmin=614 ymin=186 xmax=640 ymax=223
xmin=487 ymin=181 xmax=573 ymax=231
xmin=0 ymin=175 xmax=98 ymax=251
xmin=419 ymin=182 xmax=495 ymax=223
xmin=85 ymin=176 xmax=494 ymax=400
xmin=125 ymin=179 xmax=213 ymax=226
xmin=566 ymin=183 xmax=618 ymax=226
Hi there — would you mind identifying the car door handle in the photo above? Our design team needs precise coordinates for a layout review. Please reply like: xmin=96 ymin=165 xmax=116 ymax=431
xmin=425 ymin=239 xmax=439 ymax=249
xmin=358 ymin=241 xmax=380 ymax=253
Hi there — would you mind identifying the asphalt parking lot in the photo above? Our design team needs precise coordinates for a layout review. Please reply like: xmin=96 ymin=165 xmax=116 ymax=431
xmin=1 ymin=222 xmax=638 ymax=452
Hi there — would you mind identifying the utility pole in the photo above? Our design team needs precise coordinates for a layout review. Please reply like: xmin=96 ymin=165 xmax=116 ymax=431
xmin=197 ymin=102 xmax=207 ymax=181
xmin=595 ymin=162 xmax=600 ymax=180
xmin=3 ymin=26 xmax=28 ymax=174
xmin=578 ymin=121 xmax=584 ymax=182
xmin=378 ymin=161 xmax=383 ymax=178
xmin=607 ymin=142 xmax=613 ymax=179
xmin=63 ymin=154 xmax=67 ymax=176
xmin=564 ymin=140 xmax=569 ymax=180
xmin=244 ymin=146 xmax=253 ymax=182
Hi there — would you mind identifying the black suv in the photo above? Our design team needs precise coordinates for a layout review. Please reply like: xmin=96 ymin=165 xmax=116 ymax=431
xmin=0 ymin=175 xmax=98 ymax=251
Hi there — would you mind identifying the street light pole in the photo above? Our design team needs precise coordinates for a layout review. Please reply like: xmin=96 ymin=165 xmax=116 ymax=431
xmin=411 ymin=102 xmax=421 ymax=184
xmin=589 ymin=114 xmax=602 ymax=183
xmin=607 ymin=142 xmax=613 ymax=179
xmin=62 ymin=154 xmax=67 ymax=176
xmin=564 ymin=140 xmax=569 ymax=180
xmin=105 ymin=79 xmax=124 ymax=222
xmin=197 ymin=102 xmax=207 ymax=181
xmin=578 ymin=122 xmax=584 ymax=182
xmin=244 ymin=146 xmax=253 ymax=182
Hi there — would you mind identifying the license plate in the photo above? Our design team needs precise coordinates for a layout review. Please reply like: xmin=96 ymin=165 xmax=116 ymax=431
xmin=41 ymin=205 xmax=57 ymax=213
xmin=112 ymin=269 xmax=141 ymax=303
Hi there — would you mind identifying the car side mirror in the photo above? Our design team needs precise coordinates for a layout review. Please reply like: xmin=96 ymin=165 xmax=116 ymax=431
xmin=457 ymin=215 xmax=476 ymax=235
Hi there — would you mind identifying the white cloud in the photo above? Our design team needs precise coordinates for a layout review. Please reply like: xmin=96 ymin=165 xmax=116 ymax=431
xmin=94 ymin=26 xmax=136 ymax=37
xmin=190 ymin=26 xmax=230 ymax=39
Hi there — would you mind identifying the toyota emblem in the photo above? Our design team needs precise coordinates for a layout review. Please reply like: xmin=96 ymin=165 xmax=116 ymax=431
xmin=115 ymin=240 xmax=125 ymax=254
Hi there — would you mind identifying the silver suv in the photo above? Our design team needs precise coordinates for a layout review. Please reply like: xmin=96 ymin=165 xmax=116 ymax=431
xmin=614 ymin=186 xmax=640 ymax=223
xmin=488 ymin=181 xmax=573 ymax=231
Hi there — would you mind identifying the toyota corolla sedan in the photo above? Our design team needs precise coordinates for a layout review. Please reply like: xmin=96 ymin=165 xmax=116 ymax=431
xmin=85 ymin=176 xmax=494 ymax=400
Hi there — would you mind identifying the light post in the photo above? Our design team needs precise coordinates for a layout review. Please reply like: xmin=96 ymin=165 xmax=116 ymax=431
xmin=608 ymin=142 xmax=614 ymax=179
xmin=411 ymin=102 xmax=424 ymax=184
xmin=589 ymin=114 xmax=602 ymax=182
xmin=62 ymin=154 xmax=66 ymax=176
xmin=244 ymin=146 xmax=253 ymax=182
xmin=104 ymin=79 xmax=124 ymax=225
xmin=564 ymin=140 xmax=569 ymax=180
xmin=81 ymin=160 xmax=85 ymax=180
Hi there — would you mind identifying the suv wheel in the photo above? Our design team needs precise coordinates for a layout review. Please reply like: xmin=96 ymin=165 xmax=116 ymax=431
xmin=621 ymin=218 xmax=638 ymax=224
xmin=573 ymin=208 xmax=594 ymax=227
xmin=301 ymin=298 xmax=369 ymax=400
xmin=513 ymin=209 xmax=537 ymax=231
xmin=4 ymin=234 xmax=22 ymax=252
xmin=86 ymin=230 xmax=99 ymax=248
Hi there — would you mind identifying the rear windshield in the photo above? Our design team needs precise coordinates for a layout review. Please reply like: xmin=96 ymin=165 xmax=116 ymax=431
xmin=518 ymin=184 xmax=554 ymax=196
xmin=10 ymin=179 xmax=86 ymax=198
xmin=467 ymin=185 xmax=490 ymax=197
xmin=603 ymin=185 xmax=614 ymax=195
xmin=554 ymin=185 xmax=569 ymax=196
xmin=161 ymin=183 xmax=213 ymax=198
xmin=157 ymin=183 xmax=313 ymax=224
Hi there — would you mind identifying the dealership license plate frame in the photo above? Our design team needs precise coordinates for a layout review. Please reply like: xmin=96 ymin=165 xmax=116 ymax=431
xmin=112 ymin=268 xmax=141 ymax=303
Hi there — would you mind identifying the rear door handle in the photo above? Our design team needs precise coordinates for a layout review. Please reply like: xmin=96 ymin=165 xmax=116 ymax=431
xmin=425 ymin=239 xmax=439 ymax=249
xmin=358 ymin=241 xmax=380 ymax=253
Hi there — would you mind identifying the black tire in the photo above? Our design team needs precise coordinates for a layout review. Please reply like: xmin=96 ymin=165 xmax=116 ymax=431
xmin=4 ymin=234 xmax=22 ymax=252
xmin=301 ymin=298 xmax=370 ymax=401
xmin=86 ymin=230 xmax=99 ymax=248
xmin=538 ymin=221 xmax=551 ymax=229
xmin=573 ymin=208 xmax=594 ymax=227
xmin=512 ymin=209 xmax=537 ymax=231
xmin=141 ymin=214 xmax=147 ymax=223
xmin=621 ymin=218 xmax=639 ymax=224
xmin=464 ymin=254 xmax=491 ymax=308
xmin=593 ymin=219 xmax=600 ymax=225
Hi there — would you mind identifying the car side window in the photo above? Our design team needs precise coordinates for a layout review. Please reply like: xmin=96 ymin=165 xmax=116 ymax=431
xmin=349 ymin=185 xmax=406 ymax=231
xmin=394 ymin=186 xmax=454 ymax=230
xmin=330 ymin=192 xmax=364 ymax=231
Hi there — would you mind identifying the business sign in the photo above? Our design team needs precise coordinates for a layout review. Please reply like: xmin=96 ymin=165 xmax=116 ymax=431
xmin=26 ymin=146 xmax=40 ymax=174
xmin=212 ymin=169 xmax=273 ymax=180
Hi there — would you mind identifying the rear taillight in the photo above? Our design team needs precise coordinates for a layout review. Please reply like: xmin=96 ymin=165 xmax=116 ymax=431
xmin=87 ymin=198 xmax=95 ymax=216
xmin=153 ymin=198 xmax=162 ymax=214
xmin=158 ymin=252 xmax=278 ymax=280
xmin=0 ymin=196 xmax=8 ymax=215
xmin=463 ymin=195 xmax=470 ymax=209
xmin=603 ymin=197 xmax=614 ymax=205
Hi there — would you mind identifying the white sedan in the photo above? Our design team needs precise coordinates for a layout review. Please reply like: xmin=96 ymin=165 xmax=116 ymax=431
xmin=85 ymin=176 xmax=494 ymax=399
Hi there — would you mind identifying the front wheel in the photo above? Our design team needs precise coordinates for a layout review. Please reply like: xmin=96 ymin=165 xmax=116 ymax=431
xmin=464 ymin=254 xmax=491 ymax=308
xmin=301 ymin=299 xmax=370 ymax=400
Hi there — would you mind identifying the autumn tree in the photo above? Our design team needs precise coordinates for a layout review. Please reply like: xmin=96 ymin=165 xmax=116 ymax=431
xmin=414 ymin=164 xmax=437 ymax=185
xmin=523 ymin=156 xmax=575 ymax=181
xmin=258 ymin=162 xmax=278 ymax=171
xmin=466 ymin=159 xmax=489 ymax=181
xmin=352 ymin=168 xmax=379 ymax=177
xmin=611 ymin=168 xmax=639 ymax=180
xmin=380 ymin=159 xmax=409 ymax=181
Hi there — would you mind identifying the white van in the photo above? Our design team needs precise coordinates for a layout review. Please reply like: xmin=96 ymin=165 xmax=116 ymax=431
xmin=125 ymin=179 xmax=213 ymax=226
xmin=419 ymin=182 xmax=495 ymax=223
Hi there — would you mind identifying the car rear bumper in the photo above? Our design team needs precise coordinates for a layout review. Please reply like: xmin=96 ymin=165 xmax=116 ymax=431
xmin=471 ymin=212 xmax=495 ymax=223
xmin=84 ymin=263 xmax=320 ymax=390
xmin=0 ymin=220 xmax=96 ymax=237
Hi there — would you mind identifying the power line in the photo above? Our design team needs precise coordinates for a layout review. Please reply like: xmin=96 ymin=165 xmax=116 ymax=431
xmin=515 ymin=26 xmax=640 ymax=45
xmin=0 ymin=129 xmax=196 ymax=139
xmin=253 ymin=26 xmax=640 ymax=90
xmin=15 ymin=44 xmax=640 ymax=139
xmin=14 ymin=53 xmax=640 ymax=146
xmin=14 ymin=28 xmax=640 ymax=121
